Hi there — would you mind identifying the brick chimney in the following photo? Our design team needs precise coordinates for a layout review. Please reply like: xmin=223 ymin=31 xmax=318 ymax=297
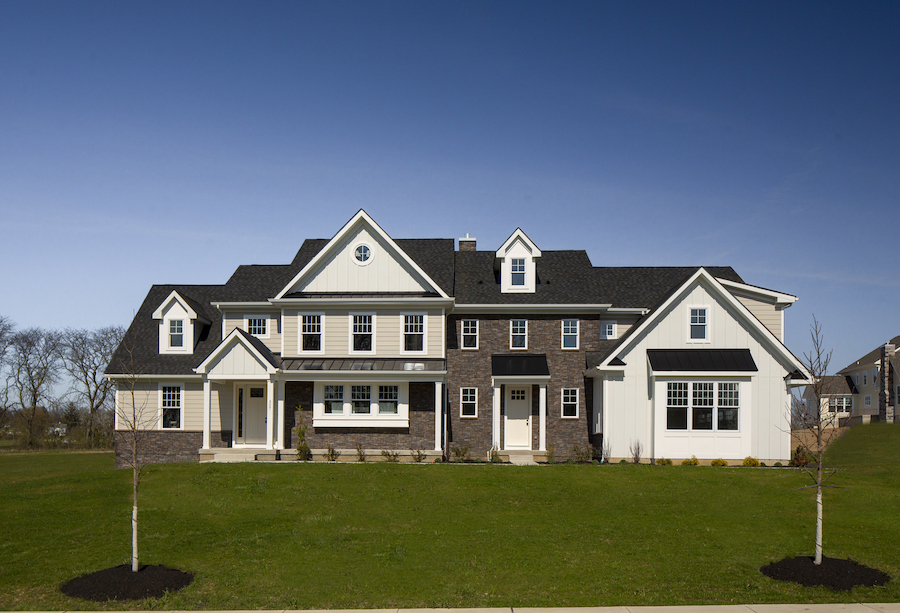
xmin=459 ymin=233 xmax=476 ymax=251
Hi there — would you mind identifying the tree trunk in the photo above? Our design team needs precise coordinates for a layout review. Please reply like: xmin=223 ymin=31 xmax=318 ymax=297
xmin=132 ymin=466 xmax=139 ymax=572
xmin=815 ymin=463 xmax=823 ymax=565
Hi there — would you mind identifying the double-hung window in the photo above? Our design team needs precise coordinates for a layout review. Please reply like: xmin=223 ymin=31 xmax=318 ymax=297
xmin=301 ymin=315 xmax=322 ymax=352
xmin=379 ymin=386 xmax=398 ymax=414
xmin=324 ymin=385 xmax=344 ymax=414
xmin=161 ymin=385 xmax=182 ymax=429
xmin=863 ymin=372 xmax=868 ymax=386
xmin=600 ymin=321 xmax=616 ymax=340
xmin=510 ymin=319 xmax=527 ymax=349
xmin=562 ymin=388 xmax=578 ymax=418
xmin=247 ymin=316 xmax=268 ymax=337
xmin=562 ymin=319 xmax=578 ymax=349
xmin=865 ymin=395 xmax=872 ymax=407
xmin=667 ymin=382 xmax=739 ymax=431
xmin=460 ymin=387 xmax=477 ymax=417
xmin=403 ymin=314 xmax=424 ymax=352
xmin=462 ymin=319 xmax=478 ymax=349
xmin=689 ymin=308 xmax=709 ymax=341
xmin=511 ymin=258 xmax=526 ymax=286
xmin=169 ymin=320 xmax=184 ymax=348
xmin=352 ymin=315 xmax=373 ymax=352
xmin=352 ymin=385 xmax=371 ymax=414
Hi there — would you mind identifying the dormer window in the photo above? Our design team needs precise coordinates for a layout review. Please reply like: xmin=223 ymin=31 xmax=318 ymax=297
xmin=511 ymin=259 xmax=526 ymax=286
xmin=496 ymin=228 xmax=541 ymax=294
xmin=169 ymin=320 xmax=184 ymax=348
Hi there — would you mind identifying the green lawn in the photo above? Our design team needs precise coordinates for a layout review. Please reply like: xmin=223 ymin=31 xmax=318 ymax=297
xmin=1 ymin=426 xmax=898 ymax=610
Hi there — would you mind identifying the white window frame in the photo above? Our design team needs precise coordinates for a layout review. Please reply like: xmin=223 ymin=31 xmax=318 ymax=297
xmin=169 ymin=319 xmax=184 ymax=349
xmin=665 ymin=381 xmax=740 ymax=432
xmin=511 ymin=258 xmax=526 ymax=286
xmin=324 ymin=385 xmax=344 ymax=415
xmin=687 ymin=306 xmax=710 ymax=343
xmin=378 ymin=385 xmax=399 ymax=414
xmin=400 ymin=313 xmax=426 ymax=355
xmin=353 ymin=242 xmax=373 ymax=266
xmin=460 ymin=387 xmax=478 ymax=418
xmin=349 ymin=313 xmax=375 ymax=354
xmin=865 ymin=395 xmax=872 ymax=407
xmin=312 ymin=381 xmax=409 ymax=427
xmin=600 ymin=321 xmax=617 ymax=340
xmin=510 ymin=319 xmax=528 ymax=350
xmin=561 ymin=388 xmax=579 ymax=418
xmin=863 ymin=372 xmax=867 ymax=386
xmin=245 ymin=314 xmax=269 ymax=339
xmin=159 ymin=383 xmax=183 ymax=430
xmin=299 ymin=313 xmax=324 ymax=354
xmin=461 ymin=319 xmax=478 ymax=350
xmin=561 ymin=319 xmax=579 ymax=350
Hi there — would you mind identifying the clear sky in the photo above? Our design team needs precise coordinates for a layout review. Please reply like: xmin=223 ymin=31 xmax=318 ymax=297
xmin=1 ymin=0 xmax=897 ymax=374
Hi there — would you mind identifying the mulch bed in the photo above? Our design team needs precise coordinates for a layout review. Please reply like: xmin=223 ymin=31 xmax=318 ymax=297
xmin=60 ymin=564 xmax=193 ymax=601
xmin=761 ymin=555 xmax=890 ymax=591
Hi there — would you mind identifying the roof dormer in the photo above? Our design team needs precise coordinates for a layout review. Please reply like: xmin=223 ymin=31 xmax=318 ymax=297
xmin=152 ymin=290 xmax=210 ymax=355
xmin=496 ymin=228 xmax=541 ymax=293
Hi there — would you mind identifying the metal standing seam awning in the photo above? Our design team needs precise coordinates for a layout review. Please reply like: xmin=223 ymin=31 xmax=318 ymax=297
xmin=647 ymin=349 xmax=758 ymax=372
xmin=491 ymin=354 xmax=550 ymax=377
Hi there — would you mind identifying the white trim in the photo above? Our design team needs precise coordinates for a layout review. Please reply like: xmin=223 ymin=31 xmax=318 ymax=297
xmin=400 ymin=312 xmax=427 ymax=355
xmin=107 ymin=373 xmax=202 ymax=381
xmin=298 ymin=312 xmax=325 ymax=355
xmin=452 ymin=303 xmax=611 ymax=314
xmin=461 ymin=318 xmax=479 ymax=350
xmin=561 ymin=387 xmax=579 ymax=418
xmin=274 ymin=210 xmax=451 ymax=300
xmin=434 ymin=382 xmax=442 ymax=451
xmin=460 ymin=386 xmax=478 ymax=418
xmin=600 ymin=321 xmax=617 ymax=340
xmin=349 ymin=313 xmax=376 ymax=355
xmin=539 ymin=384 xmax=547 ymax=451
xmin=492 ymin=385 xmax=501 ymax=450
xmin=158 ymin=382 xmax=184 ymax=430
xmin=687 ymin=305 xmax=711 ymax=343
xmin=504 ymin=385 xmax=532 ymax=450
xmin=194 ymin=328 xmax=280 ymax=376
xmin=716 ymin=278 xmax=798 ymax=306
xmin=352 ymin=242 xmax=374 ymax=266
xmin=244 ymin=313 xmax=270 ymax=339
xmin=152 ymin=290 xmax=205 ymax=321
xmin=312 ymin=380 xmax=410 ymax=428
xmin=561 ymin=318 xmax=579 ymax=350
xmin=202 ymin=379 xmax=211 ymax=449
xmin=510 ymin=319 xmax=528 ymax=350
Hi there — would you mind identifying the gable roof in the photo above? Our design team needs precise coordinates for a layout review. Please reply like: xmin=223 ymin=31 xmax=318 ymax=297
xmin=194 ymin=328 xmax=280 ymax=375
xmin=593 ymin=266 xmax=743 ymax=309
xmin=837 ymin=335 xmax=900 ymax=374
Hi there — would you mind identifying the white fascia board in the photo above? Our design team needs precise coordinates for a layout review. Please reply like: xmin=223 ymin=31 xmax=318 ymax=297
xmin=273 ymin=210 xmax=450 ymax=300
xmin=716 ymin=278 xmax=798 ymax=306
xmin=594 ymin=268 xmax=811 ymax=379
xmin=282 ymin=371 xmax=447 ymax=382
xmin=453 ymin=303 xmax=611 ymax=314
xmin=271 ymin=297 xmax=455 ymax=308
xmin=607 ymin=307 xmax=650 ymax=315
xmin=194 ymin=328 xmax=280 ymax=375
xmin=212 ymin=301 xmax=275 ymax=308
xmin=495 ymin=228 xmax=541 ymax=258
xmin=205 ymin=373 xmax=272 ymax=381
xmin=105 ymin=373 xmax=202 ymax=380
xmin=313 ymin=417 xmax=409 ymax=428
xmin=152 ymin=290 xmax=208 ymax=322
xmin=491 ymin=375 xmax=552 ymax=385
xmin=652 ymin=371 xmax=755 ymax=378
xmin=584 ymin=366 xmax=625 ymax=377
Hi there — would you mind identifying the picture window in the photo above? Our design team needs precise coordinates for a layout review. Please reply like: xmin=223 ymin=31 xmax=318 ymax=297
xmin=667 ymin=382 xmax=739 ymax=431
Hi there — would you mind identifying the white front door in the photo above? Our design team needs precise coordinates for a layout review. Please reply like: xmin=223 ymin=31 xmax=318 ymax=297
xmin=505 ymin=387 xmax=531 ymax=449
xmin=236 ymin=385 xmax=267 ymax=446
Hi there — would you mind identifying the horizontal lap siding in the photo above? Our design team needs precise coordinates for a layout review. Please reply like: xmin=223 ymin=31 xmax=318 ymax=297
xmin=736 ymin=295 xmax=782 ymax=341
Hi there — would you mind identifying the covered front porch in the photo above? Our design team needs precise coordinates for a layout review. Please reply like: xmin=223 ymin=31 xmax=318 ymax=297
xmin=490 ymin=354 xmax=551 ymax=458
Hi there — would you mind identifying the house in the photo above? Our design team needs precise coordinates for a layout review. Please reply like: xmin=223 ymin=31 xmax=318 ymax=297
xmin=798 ymin=375 xmax=855 ymax=428
xmin=106 ymin=210 xmax=809 ymax=466
xmin=834 ymin=337 xmax=900 ymax=424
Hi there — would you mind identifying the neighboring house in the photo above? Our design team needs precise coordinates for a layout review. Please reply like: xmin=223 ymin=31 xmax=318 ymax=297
xmin=106 ymin=210 xmax=809 ymax=466
xmin=835 ymin=337 xmax=900 ymax=424
xmin=799 ymin=375 xmax=855 ymax=428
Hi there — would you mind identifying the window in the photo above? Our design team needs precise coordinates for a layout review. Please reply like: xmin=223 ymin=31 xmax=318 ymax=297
xmin=462 ymin=319 xmax=478 ymax=349
xmin=169 ymin=320 xmax=183 ymax=348
xmin=161 ymin=385 xmax=181 ymax=429
xmin=511 ymin=258 xmax=525 ymax=286
xmin=863 ymin=372 xmax=867 ymax=386
xmin=351 ymin=314 xmax=374 ymax=352
xmin=865 ymin=395 xmax=872 ymax=407
xmin=562 ymin=388 xmax=578 ymax=418
xmin=562 ymin=319 xmax=578 ymax=349
xmin=460 ymin=387 xmax=477 ymax=417
xmin=379 ymin=386 xmax=398 ymax=414
xmin=829 ymin=396 xmax=851 ymax=413
xmin=351 ymin=385 xmax=371 ymax=414
xmin=301 ymin=315 xmax=322 ymax=352
xmin=856 ymin=374 xmax=860 ymax=386
xmin=689 ymin=308 xmax=708 ymax=341
xmin=354 ymin=244 xmax=371 ymax=264
xmin=667 ymin=382 xmax=739 ymax=431
xmin=717 ymin=383 xmax=739 ymax=430
xmin=873 ymin=368 xmax=878 ymax=384
xmin=403 ymin=314 xmax=424 ymax=352
xmin=692 ymin=382 xmax=714 ymax=430
xmin=510 ymin=319 xmax=527 ymax=349
xmin=237 ymin=388 xmax=244 ymax=437
xmin=600 ymin=321 xmax=617 ymax=340
xmin=324 ymin=385 xmax=344 ymax=414
xmin=247 ymin=316 xmax=268 ymax=337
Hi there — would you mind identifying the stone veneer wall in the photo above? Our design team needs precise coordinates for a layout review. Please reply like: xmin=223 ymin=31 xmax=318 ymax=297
xmin=286 ymin=381 xmax=438 ymax=451
xmin=446 ymin=314 xmax=594 ymax=460
xmin=114 ymin=430 xmax=231 ymax=468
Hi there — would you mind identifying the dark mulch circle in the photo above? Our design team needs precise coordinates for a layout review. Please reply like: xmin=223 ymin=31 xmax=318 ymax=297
xmin=60 ymin=564 xmax=193 ymax=601
xmin=761 ymin=555 xmax=890 ymax=591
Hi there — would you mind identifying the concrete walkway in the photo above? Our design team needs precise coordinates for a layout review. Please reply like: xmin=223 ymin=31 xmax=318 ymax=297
xmin=65 ymin=605 xmax=900 ymax=613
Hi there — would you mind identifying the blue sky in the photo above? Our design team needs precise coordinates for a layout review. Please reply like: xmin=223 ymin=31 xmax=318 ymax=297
xmin=1 ymin=0 xmax=897 ymax=373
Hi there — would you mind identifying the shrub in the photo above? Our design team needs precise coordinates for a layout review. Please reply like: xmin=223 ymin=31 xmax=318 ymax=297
xmin=656 ymin=457 xmax=673 ymax=465
xmin=681 ymin=455 xmax=700 ymax=466
xmin=356 ymin=443 xmax=367 ymax=462
xmin=629 ymin=439 xmax=643 ymax=464
xmin=760 ymin=462 xmax=767 ymax=467
xmin=410 ymin=447 xmax=426 ymax=463
xmin=325 ymin=445 xmax=340 ymax=462
xmin=573 ymin=445 xmax=592 ymax=463
xmin=790 ymin=445 xmax=809 ymax=467
xmin=381 ymin=450 xmax=399 ymax=462
xmin=293 ymin=410 xmax=311 ymax=461
xmin=742 ymin=456 xmax=760 ymax=467
xmin=618 ymin=459 xmax=628 ymax=465
xmin=451 ymin=445 xmax=470 ymax=462
xmin=711 ymin=458 xmax=729 ymax=466
xmin=546 ymin=442 xmax=556 ymax=464
xmin=774 ymin=461 xmax=783 ymax=467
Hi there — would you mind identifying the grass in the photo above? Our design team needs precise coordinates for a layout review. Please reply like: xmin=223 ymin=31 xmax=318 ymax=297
xmin=0 ymin=426 xmax=898 ymax=610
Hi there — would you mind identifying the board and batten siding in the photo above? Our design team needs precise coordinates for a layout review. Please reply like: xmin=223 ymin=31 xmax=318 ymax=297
xmin=599 ymin=279 xmax=793 ymax=463
xmin=283 ymin=309 xmax=444 ymax=359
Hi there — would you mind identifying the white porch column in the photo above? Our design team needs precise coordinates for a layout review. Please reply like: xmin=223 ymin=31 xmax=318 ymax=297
xmin=539 ymin=383 xmax=547 ymax=451
xmin=276 ymin=379 xmax=285 ymax=450
xmin=202 ymin=379 xmax=211 ymax=450
xmin=492 ymin=384 xmax=501 ymax=450
xmin=266 ymin=379 xmax=275 ymax=449
xmin=433 ymin=381 xmax=442 ymax=451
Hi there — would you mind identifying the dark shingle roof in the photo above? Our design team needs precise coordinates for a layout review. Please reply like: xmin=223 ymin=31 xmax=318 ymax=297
xmin=838 ymin=335 xmax=900 ymax=373
xmin=593 ymin=267 xmax=743 ymax=309
xmin=453 ymin=250 xmax=601 ymax=304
